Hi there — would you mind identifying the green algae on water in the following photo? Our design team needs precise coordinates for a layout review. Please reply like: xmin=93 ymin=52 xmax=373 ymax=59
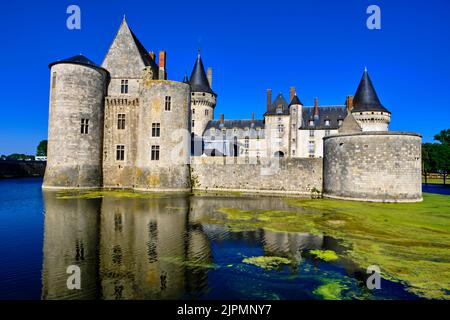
xmin=313 ymin=279 xmax=348 ymax=300
xmin=243 ymin=256 xmax=291 ymax=270
xmin=204 ymin=193 xmax=450 ymax=299
xmin=309 ymin=250 xmax=339 ymax=262
xmin=56 ymin=189 xmax=183 ymax=200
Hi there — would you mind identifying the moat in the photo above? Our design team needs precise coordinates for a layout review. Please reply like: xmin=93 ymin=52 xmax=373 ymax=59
xmin=0 ymin=178 xmax=449 ymax=300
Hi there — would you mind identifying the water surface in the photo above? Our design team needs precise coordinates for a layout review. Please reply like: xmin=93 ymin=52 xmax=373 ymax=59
xmin=1 ymin=178 xmax=445 ymax=299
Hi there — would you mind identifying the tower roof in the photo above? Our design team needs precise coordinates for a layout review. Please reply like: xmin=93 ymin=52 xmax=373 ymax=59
xmin=352 ymin=69 xmax=390 ymax=113
xmin=49 ymin=54 xmax=108 ymax=74
xmin=189 ymin=52 xmax=215 ymax=95
xmin=182 ymin=73 xmax=189 ymax=84
xmin=265 ymin=93 xmax=290 ymax=116
xmin=289 ymin=94 xmax=303 ymax=106
xmin=102 ymin=17 xmax=158 ymax=78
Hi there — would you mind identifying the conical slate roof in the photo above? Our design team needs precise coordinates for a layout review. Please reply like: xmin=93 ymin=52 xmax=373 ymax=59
xmin=182 ymin=73 xmax=189 ymax=84
xmin=49 ymin=54 xmax=107 ymax=73
xmin=352 ymin=69 xmax=390 ymax=113
xmin=189 ymin=53 xmax=215 ymax=94
xmin=289 ymin=94 xmax=303 ymax=106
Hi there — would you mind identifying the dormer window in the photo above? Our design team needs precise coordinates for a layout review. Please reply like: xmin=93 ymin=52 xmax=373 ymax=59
xmin=338 ymin=119 xmax=343 ymax=126
xmin=309 ymin=120 xmax=314 ymax=126
xmin=325 ymin=120 xmax=330 ymax=126
xmin=276 ymin=105 xmax=283 ymax=114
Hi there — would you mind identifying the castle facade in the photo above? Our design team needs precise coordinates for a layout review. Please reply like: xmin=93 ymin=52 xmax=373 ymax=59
xmin=43 ymin=18 xmax=422 ymax=202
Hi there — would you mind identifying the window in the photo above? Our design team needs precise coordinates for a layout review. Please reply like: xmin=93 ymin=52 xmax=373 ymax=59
xmin=309 ymin=120 xmax=314 ymax=126
xmin=309 ymin=130 xmax=314 ymax=137
xmin=165 ymin=96 xmax=171 ymax=111
xmin=116 ymin=145 xmax=125 ymax=161
xmin=192 ymin=109 xmax=195 ymax=114
xmin=192 ymin=120 xmax=195 ymax=128
xmin=244 ymin=137 xmax=249 ymax=149
xmin=205 ymin=109 xmax=209 ymax=116
xmin=152 ymin=123 xmax=160 ymax=137
xmin=51 ymin=72 xmax=56 ymax=89
xmin=338 ymin=119 xmax=343 ymax=126
xmin=117 ymin=114 xmax=125 ymax=130
xmin=325 ymin=129 xmax=331 ymax=136
xmin=277 ymin=124 xmax=284 ymax=133
xmin=120 ymin=80 xmax=128 ymax=94
xmin=309 ymin=141 xmax=315 ymax=154
xmin=81 ymin=118 xmax=89 ymax=134
xmin=325 ymin=120 xmax=330 ymax=126
xmin=151 ymin=145 xmax=160 ymax=160
xmin=292 ymin=150 xmax=296 ymax=156
xmin=276 ymin=106 xmax=283 ymax=114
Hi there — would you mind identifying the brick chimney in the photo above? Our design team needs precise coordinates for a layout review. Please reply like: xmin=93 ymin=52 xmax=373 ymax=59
xmin=158 ymin=50 xmax=166 ymax=80
xmin=314 ymin=97 xmax=319 ymax=118
xmin=207 ymin=67 xmax=213 ymax=88
xmin=290 ymin=87 xmax=296 ymax=102
xmin=267 ymin=89 xmax=272 ymax=112
xmin=251 ymin=112 xmax=255 ymax=123
xmin=149 ymin=51 xmax=155 ymax=61
xmin=346 ymin=95 xmax=354 ymax=111
xmin=220 ymin=113 xmax=224 ymax=124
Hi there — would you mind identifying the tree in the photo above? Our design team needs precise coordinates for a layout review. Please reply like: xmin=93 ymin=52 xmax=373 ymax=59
xmin=434 ymin=129 xmax=450 ymax=145
xmin=37 ymin=140 xmax=47 ymax=156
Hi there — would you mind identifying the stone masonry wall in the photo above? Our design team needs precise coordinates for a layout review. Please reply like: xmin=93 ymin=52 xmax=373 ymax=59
xmin=323 ymin=132 xmax=422 ymax=202
xmin=43 ymin=63 xmax=108 ymax=189
xmin=191 ymin=157 xmax=323 ymax=196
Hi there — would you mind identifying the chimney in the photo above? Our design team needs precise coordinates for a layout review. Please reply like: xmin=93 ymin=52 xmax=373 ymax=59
xmin=220 ymin=113 xmax=224 ymax=124
xmin=149 ymin=51 xmax=155 ymax=61
xmin=207 ymin=67 xmax=213 ymax=88
xmin=314 ymin=97 xmax=319 ymax=118
xmin=290 ymin=87 xmax=296 ymax=102
xmin=251 ymin=112 xmax=255 ymax=123
xmin=158 ymin=50 xmax=166 ymax=80
xmin=267 ymin=89 xmax=272 ymax=112
xmin=346 ymin=95 xmax=354 ymax=111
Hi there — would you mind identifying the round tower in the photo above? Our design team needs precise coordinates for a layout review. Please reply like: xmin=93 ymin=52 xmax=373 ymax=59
xmin=43 ymin=55 xmax=109 ymax=189
xmin=188 ymin=52 xmax=217 ymax=138
xmin=351 ymin=68 xmax=391 ymax=131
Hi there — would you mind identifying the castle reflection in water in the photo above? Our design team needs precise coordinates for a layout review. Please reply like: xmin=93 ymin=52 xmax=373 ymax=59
xmin=41 ymin=192 xmax=342 ymax=300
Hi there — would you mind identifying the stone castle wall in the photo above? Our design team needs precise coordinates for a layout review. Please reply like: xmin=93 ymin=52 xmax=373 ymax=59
xmin=323 ymin=132 xmax=422 ymax=202
xmin=190 ymin=157 xmax=323 ymax=196
xmin=43 ymin=63 xmax=108 ymax=189
xmin=134 ymin=81 xmax=191 ymax=192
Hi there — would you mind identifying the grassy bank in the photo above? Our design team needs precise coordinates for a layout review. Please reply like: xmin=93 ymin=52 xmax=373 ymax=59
xmin=212 ymin=193 xmax=450 ymax=299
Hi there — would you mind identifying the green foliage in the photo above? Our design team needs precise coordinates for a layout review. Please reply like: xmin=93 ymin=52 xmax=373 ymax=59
xmin=434 ymin=128 xmax=450 ymax=145
xmin=6 ymin=153 xmax=35 ymax=160
xmin=36 ymin=140 xmax=47 ymax=156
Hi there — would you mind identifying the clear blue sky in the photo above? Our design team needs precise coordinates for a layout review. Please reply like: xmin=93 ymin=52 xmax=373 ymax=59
xmin=2 ymin=0 xmax=450 ymax=155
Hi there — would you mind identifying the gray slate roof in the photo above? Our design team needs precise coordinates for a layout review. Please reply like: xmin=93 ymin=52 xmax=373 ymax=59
xmin=352 ymin=70 xmax=390 ymax=113
xmin=49 ymin=54 xmax=104 ymax=70
xmin=265 ymin=93 xmax=290 ymax=115
xmin=289 ymin=94 xmax=303 ymax=106
xmin=205 ymin=119 xmax=265 ymax=131
xmin=300 ymin=106 xmax=347 ymax=130
xmin=189 ymin=53 xmax=215 ymax=95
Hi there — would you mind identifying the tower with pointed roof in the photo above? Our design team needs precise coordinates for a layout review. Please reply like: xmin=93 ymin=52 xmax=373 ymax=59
xmin=188 ymin=51 xmax=217 ymax=138
xmin=351 ymin=69 xmax=391 ymax=131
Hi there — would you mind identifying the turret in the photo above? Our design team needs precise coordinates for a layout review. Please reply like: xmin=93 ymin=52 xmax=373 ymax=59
xmin=289 ymin=88 xmax=303 ymax=157
xmin=43 ymin=55 xmax=109 ymax=189
xmin=189 ymin=51 xmax=217 ymax=138
xmin=351 ymin=68 xmax=391 ymax=131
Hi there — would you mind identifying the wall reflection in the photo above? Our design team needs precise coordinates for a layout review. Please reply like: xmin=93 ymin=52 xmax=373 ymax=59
xmin=42 ymin=193 xmax=211 ymax=299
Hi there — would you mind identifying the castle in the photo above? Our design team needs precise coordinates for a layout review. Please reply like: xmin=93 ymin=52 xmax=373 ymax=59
xmin=43 ymin=18 xmax=423 ymax=202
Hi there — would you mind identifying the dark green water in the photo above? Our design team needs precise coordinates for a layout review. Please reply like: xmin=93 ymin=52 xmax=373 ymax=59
xmin=0 ymin=178 xmax=420 ymax=300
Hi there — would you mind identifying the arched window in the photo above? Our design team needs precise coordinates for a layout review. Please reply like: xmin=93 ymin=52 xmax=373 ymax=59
xmin=274 ymin=151 xmax=284 ymax=158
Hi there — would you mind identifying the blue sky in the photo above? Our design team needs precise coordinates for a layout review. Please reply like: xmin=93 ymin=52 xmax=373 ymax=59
xmin=2 ymin=0 xmax=449 ymax=154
